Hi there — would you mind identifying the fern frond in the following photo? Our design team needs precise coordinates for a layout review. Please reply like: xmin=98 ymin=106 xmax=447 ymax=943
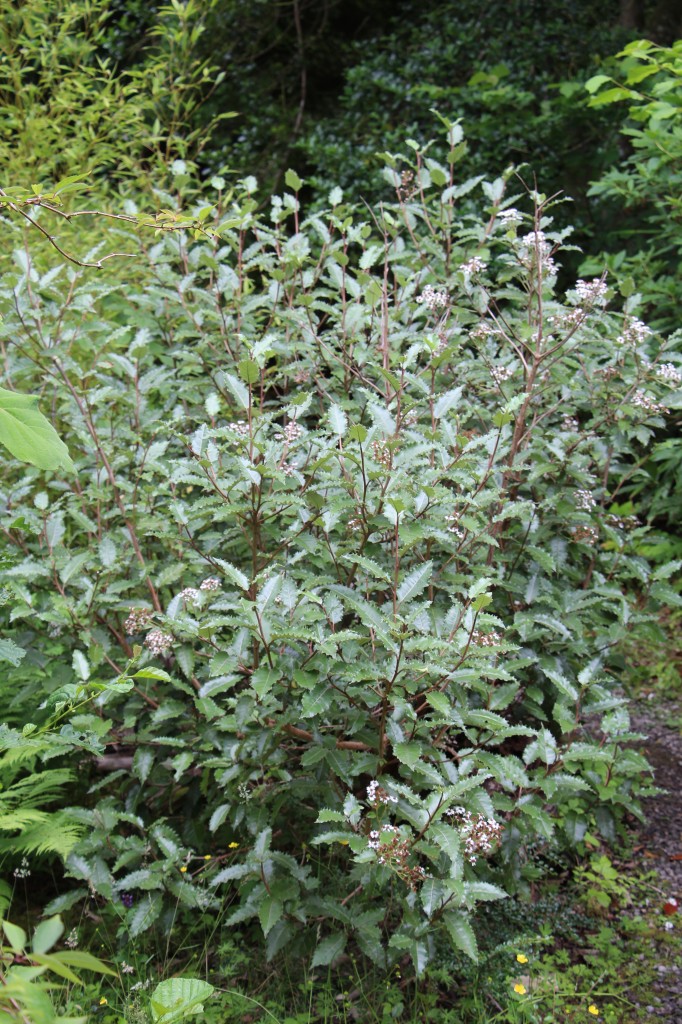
xmin=0 ymin=813 xmax=83 ymax=859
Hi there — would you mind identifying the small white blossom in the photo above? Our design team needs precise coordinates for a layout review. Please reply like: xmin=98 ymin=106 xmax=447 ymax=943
xmin=180 ymin=587 xmax=200 ymax=605
xmin=498 ymin=208 xmax=522 ymax=225
xmin=459 ymin=256 xmax=487 ymax=276
xmin=65 ymin=929 xmax=78 ymax=949
xmin=656 ymin=362 xmax=682 ymax=385
xmin=631 ymin=390 xmax=669 ymax=415
xmin=144 ymin=629 xmax=173 ymax=655
xmin=517 ymin=230 xmax=557 ymax=276
xmin=416 ymin=284 xmax=448 ymax=312
xmin=275 ymin=421 xmax=303 ymax=444
xmin=574 ymin=279 xmax=608 ymax=304
xmin=561 ymin=416 xmax=580 ymax=433
xmin=574 ymin=489 xmax=596 ymax=511
xmin=124 ymin=608 xmax=153 ymax=635
xmin=616 ymin=317 xmax=652 ymax=346
xmin=490 ymin=365 xmax=514 ymax=385
xmin=200 ymin=577 xmax=221 ymax=591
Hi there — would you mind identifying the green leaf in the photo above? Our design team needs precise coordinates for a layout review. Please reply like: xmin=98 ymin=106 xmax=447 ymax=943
xmin=31 ymin=916 xmax=64 ymax=955
xmin=2 ymin=920 xmax=27 ymax=953
xmin=285 ymin=169 xmax=303 ymax=191
xmin=258 ymin=896 xmax=283 ymax=937
xmin=443 ymin=911 xmax=478 ymax=961
xmin=0 ymin=387 xmax=73 ymax=472
xmin=311 ymin=932 xmax=346 ymax=967
xmin=328 ymin=404 xmax=348 ymax=436
xmin=0 ymin=637 xmax=26 ymax=666
xmin=57 ymin=950 xmax=116 ymax=976
xmin=394 ymin=742 xmax=421 ymax=768
xmin=150 ymin=978 xmax=214 ymax=1023
xmin=397 ymin=561 xmax=432 ymax=605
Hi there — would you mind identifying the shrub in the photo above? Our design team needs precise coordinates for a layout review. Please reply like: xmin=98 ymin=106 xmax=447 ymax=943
xmin=0 ymin=128 xmax=674 ymax=973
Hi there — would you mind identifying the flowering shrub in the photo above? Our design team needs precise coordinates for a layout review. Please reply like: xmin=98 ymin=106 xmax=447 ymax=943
xmin=0 ymin=126 xmax=677 ymax=972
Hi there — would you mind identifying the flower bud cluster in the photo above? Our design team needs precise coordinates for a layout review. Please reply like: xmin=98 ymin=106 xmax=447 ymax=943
xmin=631 ymin=390 xmax=669 ymax=415
xmin=459 ymin=257 xmax=487 ymax=276
xmin=490 ymin=365 xmax=514 ymax=385
xmin=445 ymin=513 xmax=464 ymax=539
xmin=616 ymin=317 xmax=652 ymax=346
xmin=368 ymin=824 xmax=427 ymax=890
xmin=180 ymin=587 xmax=201 ymax=604
xmin=200 ymin=577 xmax=221 ymax=591
xmin=517 ymin=231 xmax=557 ymax=276
xmin=656 ymin=363 xmax=681 ymax=385
xmin=124 ymin=608 xmax=153 ymax=635
xmin=366 ymin=780 xmax=398 ymax=807
xmin=144 ymin=629 xmax=173 ymax=655
xmin=574 ymin=279 xmax=608 ymax=304
xmin=571 ymin=524 xmax=599 ymax=545
xmin=275 ymin=421 xmax=303 ymax=443
xmin=416 ymin=284 xmax=448 ymax=312
xmin=561 ymin=416 xmax=580 ymax=433
xmin=445 ymin=807 xmax=503 ymax=865
xmin=471 ymin=630 xmax=502 ymax=648
xmin=370 ymin=439 xmax=392 ymax=469
xmin=574 ymin=489 xmax=596 ymax=511
xmin=227 ymin=420 xmax=250 ymax=438
xmin=605 ymin=513 xmax=639 ymax=531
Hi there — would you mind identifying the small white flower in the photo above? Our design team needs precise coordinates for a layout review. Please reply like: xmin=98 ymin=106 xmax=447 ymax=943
xmin=144 ymin=629 xmax=173 ymax=655
xmin=459 ymin=256 xmax=487 ymax=276
xmin=416 ymin=284 xmax=448 ymax=312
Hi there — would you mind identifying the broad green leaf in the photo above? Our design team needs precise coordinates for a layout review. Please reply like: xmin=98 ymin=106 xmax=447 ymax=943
xmin=443 ymin=911 xmax=478 ymax=961
xmin=0 ymin=387 xmax=73 ymax=472
xmin=258 ymin=896 xmax=283 ymax=937
xmin=0 ymin=638 xmax=26 ymax=666
xmin=311 ymin=932 xmax=346 ymax=967
xmin=150 ymin=977 xmax=214 ymax=1023
xmin=31 ymin=916 xmax=64 ymax=955
xmin=397 ymin=561 xmax=432 ymax=605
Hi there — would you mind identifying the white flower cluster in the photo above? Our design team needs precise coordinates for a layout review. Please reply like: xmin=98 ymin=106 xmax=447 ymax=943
xmin=561 ymin=416 xmax=580 ymax=433
xmin=498 ymin=208 xmax=522 ymax=226
xmin=517 ymin=230 xmax=557 ymax=276
xmin=445 ymin=513 xmax=464 ymax=539
xmin=656 ymin=363 xmax=682 ymax=385
xmin=275 ymin=421 xmax=303 ymax=443
xmin=605 ymin=513 xmax=639 ymax=531
xmin=571 ymin=524 xmax=599 ymax=545
xmin=200 ymin=577 xmax=221 ymax=591
xmin=490 ymin=365 xmax=514 ymax=385
xmin=347 ymin=516 xmax=363 ymax=532
xmin=574 ymin=279 xmax=608 ymax=304
xmin=471 ymin=630 xmax=502 ymax=648
xmin=371 ymin=439 xmax=392 ymax=468
xmin=459 ymin=256 xmax=487 ymax=276
xmin=574 ymin=489 xmax=596 ymax=511
xmin=180 ymin=587 xmax=201 ymax=604
xmin=65 ymin=929 xmax=79 ymax=950
xmin=144 ymin=629 xmax=173 ymax=655
xmin=416 ymin=284 xmax=448 ymax=312
xmin=445 ymin=807 xmax=503 ymax=865
xmin=547 ymin=307 xmax=585 ymax=330
xmin=367 ymin=780 xmax=398 ymax=806
xmin=227 ymin=419 xmax=250 ymax=437
xmin=632 ymin=390 xmax=669 ymax=416
xmin=469 ymin=321 xmax=500 ymax=341
xmin=616 ymin=317 xmax=652 ymax=346
xmin=13 ymin=856 xmax=31 ymax=879
xmin=124 ymin=607 xmax=153 ymax=635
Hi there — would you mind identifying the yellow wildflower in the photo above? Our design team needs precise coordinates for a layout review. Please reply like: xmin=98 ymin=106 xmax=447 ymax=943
xmin=180 ymin=866 xmax=188 ymax=873
xmin=99 ymin=997 xmax=108 ymax=1006
xmin=203 ymin=854 xmax=211 ymax=860
xmin=588 ymin=1007 xmax=599 ymax=1017
xmin=513 ymin=984 xmax=526 ymax=995
xmin=516 ymin=954 xmax=528 ymax=964
xmin=228 ymin=842 xmax=239 ymax=849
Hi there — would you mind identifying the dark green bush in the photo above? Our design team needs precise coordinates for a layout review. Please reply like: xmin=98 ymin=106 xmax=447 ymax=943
xmin=0 ymin=128 xmax=676 ymax=973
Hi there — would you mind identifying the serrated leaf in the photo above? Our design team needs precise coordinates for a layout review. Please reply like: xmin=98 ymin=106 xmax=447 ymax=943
xmin=443 ymin=911 xmax=478 ymax=961
xmin=397 ymin=561 xmax=432 ymax=605
xmin=128 ymin=892 xmax=163 ymax=937
xmin=311 ymin=932 xmax=346 ymax=967
xmin=328 ymin=404 xmax=348 ymax=436
xmin=258 ymin=896 xmax=283 ymax=937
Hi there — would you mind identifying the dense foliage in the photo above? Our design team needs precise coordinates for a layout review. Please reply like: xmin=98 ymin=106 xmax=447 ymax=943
xmin=1 ymin=2 xmax=680 ymax=1021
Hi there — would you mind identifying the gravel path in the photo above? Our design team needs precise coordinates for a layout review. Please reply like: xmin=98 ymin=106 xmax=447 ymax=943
xmin=629 ymin=698 xmax=682 ymax=1023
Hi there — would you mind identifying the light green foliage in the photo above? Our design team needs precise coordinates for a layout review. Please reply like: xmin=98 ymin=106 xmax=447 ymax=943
xmin=0 ymin=388 xmax=73 ymax=473
xmin=0 ymin=122 xmax=672 ymax=974
xmin=0 ymin=915 xmax=114 ymax=1024
xmin=584 ymin=39 xmax=682 ymax=332
xmin=150 ymin=977 xmax=215 ymax=1023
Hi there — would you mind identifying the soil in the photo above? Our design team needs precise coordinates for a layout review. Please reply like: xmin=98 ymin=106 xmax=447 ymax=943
xmin=629 ymin=696 xmax=682 ymax=1023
